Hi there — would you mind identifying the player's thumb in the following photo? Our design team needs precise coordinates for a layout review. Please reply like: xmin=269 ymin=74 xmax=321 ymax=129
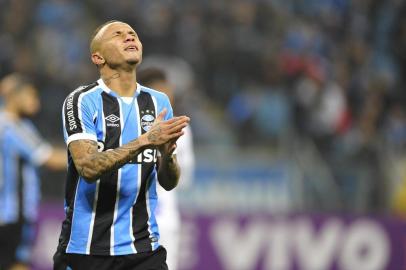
xmin=156 ymin=108 xmax=167 ymax=122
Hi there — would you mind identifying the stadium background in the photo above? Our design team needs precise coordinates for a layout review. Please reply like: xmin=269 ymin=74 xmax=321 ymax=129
xmin=2 ymin=0 xmax=406 ymax=269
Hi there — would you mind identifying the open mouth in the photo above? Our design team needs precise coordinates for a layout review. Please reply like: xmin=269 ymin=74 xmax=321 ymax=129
xmin=125 ymin=45 xmax=138 ymax=51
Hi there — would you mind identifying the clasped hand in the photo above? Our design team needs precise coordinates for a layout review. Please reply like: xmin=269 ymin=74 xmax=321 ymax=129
xmin=144 ymin=108 xmax=190 ymax=155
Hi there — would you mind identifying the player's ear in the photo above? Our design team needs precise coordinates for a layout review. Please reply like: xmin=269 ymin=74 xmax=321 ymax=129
xmin=91 ymin=52 xmax=105 ymax=66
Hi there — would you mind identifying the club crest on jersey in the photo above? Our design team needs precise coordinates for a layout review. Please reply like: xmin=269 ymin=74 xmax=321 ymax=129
xmin=105 ymin=114 xmax=120 ymax=127
xmin=141 ymin=114 xmax=155 ymax=132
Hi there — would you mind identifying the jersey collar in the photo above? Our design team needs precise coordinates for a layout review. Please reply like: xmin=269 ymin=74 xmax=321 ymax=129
xmin=97 ymin=78 xmax=141 ymax=98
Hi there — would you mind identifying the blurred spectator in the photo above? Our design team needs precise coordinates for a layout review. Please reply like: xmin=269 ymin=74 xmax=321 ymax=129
xmin=0 ymin=0 xmax=405 ymax=213
xmin=138 ymin=67 xmax=195 ymax=270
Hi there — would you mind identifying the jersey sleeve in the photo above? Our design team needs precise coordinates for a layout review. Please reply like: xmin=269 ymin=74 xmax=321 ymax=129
xmin=6 ymin=121 xmax=52 ymax=166
xmin=62 ymin=90 xmax=97 ymax=146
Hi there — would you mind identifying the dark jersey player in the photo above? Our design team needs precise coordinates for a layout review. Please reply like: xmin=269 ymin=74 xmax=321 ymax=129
xmin=53 ymin=21 xmax=190 ymax=270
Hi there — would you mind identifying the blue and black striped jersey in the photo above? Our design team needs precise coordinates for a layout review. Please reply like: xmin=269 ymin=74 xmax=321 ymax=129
xmin=57 ymin=79 xmax=173 ymax=256
xmin=0 ymin=112 xmax=52 ymax=224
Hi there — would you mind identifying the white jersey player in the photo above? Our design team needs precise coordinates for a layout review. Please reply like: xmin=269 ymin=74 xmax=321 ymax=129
xmin=138 ymin=68 xmax=195 ymax=270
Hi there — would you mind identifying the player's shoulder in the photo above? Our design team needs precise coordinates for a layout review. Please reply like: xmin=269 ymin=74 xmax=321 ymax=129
xmin=0 ymin=112 xmax=37 ymax=139
xmin=0 ymin=111 xmax=15 ymax=132
xmin=65 ymin=81 xmax=100 ymax=100
xmin=63 ymin=81 xmax=102 ymax=110
xmin=138 ymin=84 xmax=170 ymax=103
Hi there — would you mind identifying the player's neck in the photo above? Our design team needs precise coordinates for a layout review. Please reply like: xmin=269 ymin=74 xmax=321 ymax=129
xmin=100 ymin=68 xmax=137 ymax=97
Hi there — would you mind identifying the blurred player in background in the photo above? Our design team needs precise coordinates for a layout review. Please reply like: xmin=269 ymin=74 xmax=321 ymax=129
xmin=0 ymin=73 xmax=67 ymax=270
xmin=138 ymin=67 xmax=195 ymax=270
xmin=54 ymin=20 xmax=189 ymax=270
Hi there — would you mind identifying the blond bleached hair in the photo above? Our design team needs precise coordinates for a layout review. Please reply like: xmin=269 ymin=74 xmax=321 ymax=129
xmin=90 ymin=20 xmax=123 ymax=53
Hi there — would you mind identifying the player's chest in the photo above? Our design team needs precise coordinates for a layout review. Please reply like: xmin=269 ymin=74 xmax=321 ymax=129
xmin=93 ymin=93 xmax=157 ymax=146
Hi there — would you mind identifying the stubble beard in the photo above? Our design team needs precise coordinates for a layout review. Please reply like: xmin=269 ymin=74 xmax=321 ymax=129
xmin=127 ymin=53 xmax=142 ymax=67
xmin=105 ymin=58 xmax=139 ymax=72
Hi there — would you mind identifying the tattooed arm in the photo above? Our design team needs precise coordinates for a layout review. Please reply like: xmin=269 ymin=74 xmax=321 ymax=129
xmin=157 ymin=152 xmax=181 ymax=191
xmin=69 ymin=138 xmax=148 ymax=182
xmin=155 ymin=113 xmax=184 ymax=191
xmin=69 ymin=109 xmax=189 ymax=183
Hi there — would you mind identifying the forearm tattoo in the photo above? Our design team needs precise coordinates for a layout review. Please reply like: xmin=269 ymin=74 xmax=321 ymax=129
xmin=69 ymin=139 xmax=144 ymax=182
xmin=158 ymin=155 xmax=181 ymax=190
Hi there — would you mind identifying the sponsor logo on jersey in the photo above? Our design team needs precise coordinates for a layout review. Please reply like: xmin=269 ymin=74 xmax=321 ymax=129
xmin=98 ymin=141 xmax=157 ymax=164
xmin=128 ymin=148 xmax=158 ymax=164
xmin=141 ymin=114 xmax=155 ymax=132
xmin=105 ymin=114 xmax=120 ymax=127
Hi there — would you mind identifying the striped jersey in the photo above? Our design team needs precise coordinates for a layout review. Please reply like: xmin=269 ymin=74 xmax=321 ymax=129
xmin=58 ymin=79 xmax=173 ymax=256
xmin=0 ymin=111 xmax=52 ymax=224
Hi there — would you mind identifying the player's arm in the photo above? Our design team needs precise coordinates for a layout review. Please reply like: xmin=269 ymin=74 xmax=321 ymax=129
xmin=43 ymin=148 xmax=67 ymax=170
xmin=158 ymin=150 xmax=180 ymax=191
xmin=154 ymin=97 xmax=185 ymax=190
xmin=69 ymin=138 xmax=148 ymax=182
xmin=9 ymin=124 xmax=67 ymax=171
xmin=70 ymin=109 xmax=189 ymax=183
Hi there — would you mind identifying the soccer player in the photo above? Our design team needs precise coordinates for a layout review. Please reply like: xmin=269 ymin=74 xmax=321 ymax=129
xmin=53 ymin=21 xmax=190 ymax=270
xmin=138 ymin=67 xmax=195 ymax=270
xmin=0 ymin=73 xmax=67 ymax=270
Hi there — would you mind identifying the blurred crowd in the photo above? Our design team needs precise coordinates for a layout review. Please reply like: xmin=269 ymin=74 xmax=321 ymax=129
xmin=1 ymin=0 xmax=406 ymax=213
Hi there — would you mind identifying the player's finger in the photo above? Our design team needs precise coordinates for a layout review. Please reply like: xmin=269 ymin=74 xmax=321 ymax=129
xmin=156 ymin=108 xmax=167 ymax=122
xmin=165 ymin=117 xmax=189 ymax=130
xmin=168 ymin=130 xmax=185 ymax=139
xmin=167 ymin=122 xmax=188 ymax=134
xmin=162 ymin=116 xmax=186 ymax=125
xmin=162 ymin=116 xmax=189 ymax=126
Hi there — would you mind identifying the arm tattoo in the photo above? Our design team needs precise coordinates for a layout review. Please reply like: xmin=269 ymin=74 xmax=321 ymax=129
xmin=157 ymin=155 xmax=181 ymax=191
xmin=69 ymin=139 xmax=145 ymax=182
xmin=147 ymin=124 xmax=162 ymax=144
